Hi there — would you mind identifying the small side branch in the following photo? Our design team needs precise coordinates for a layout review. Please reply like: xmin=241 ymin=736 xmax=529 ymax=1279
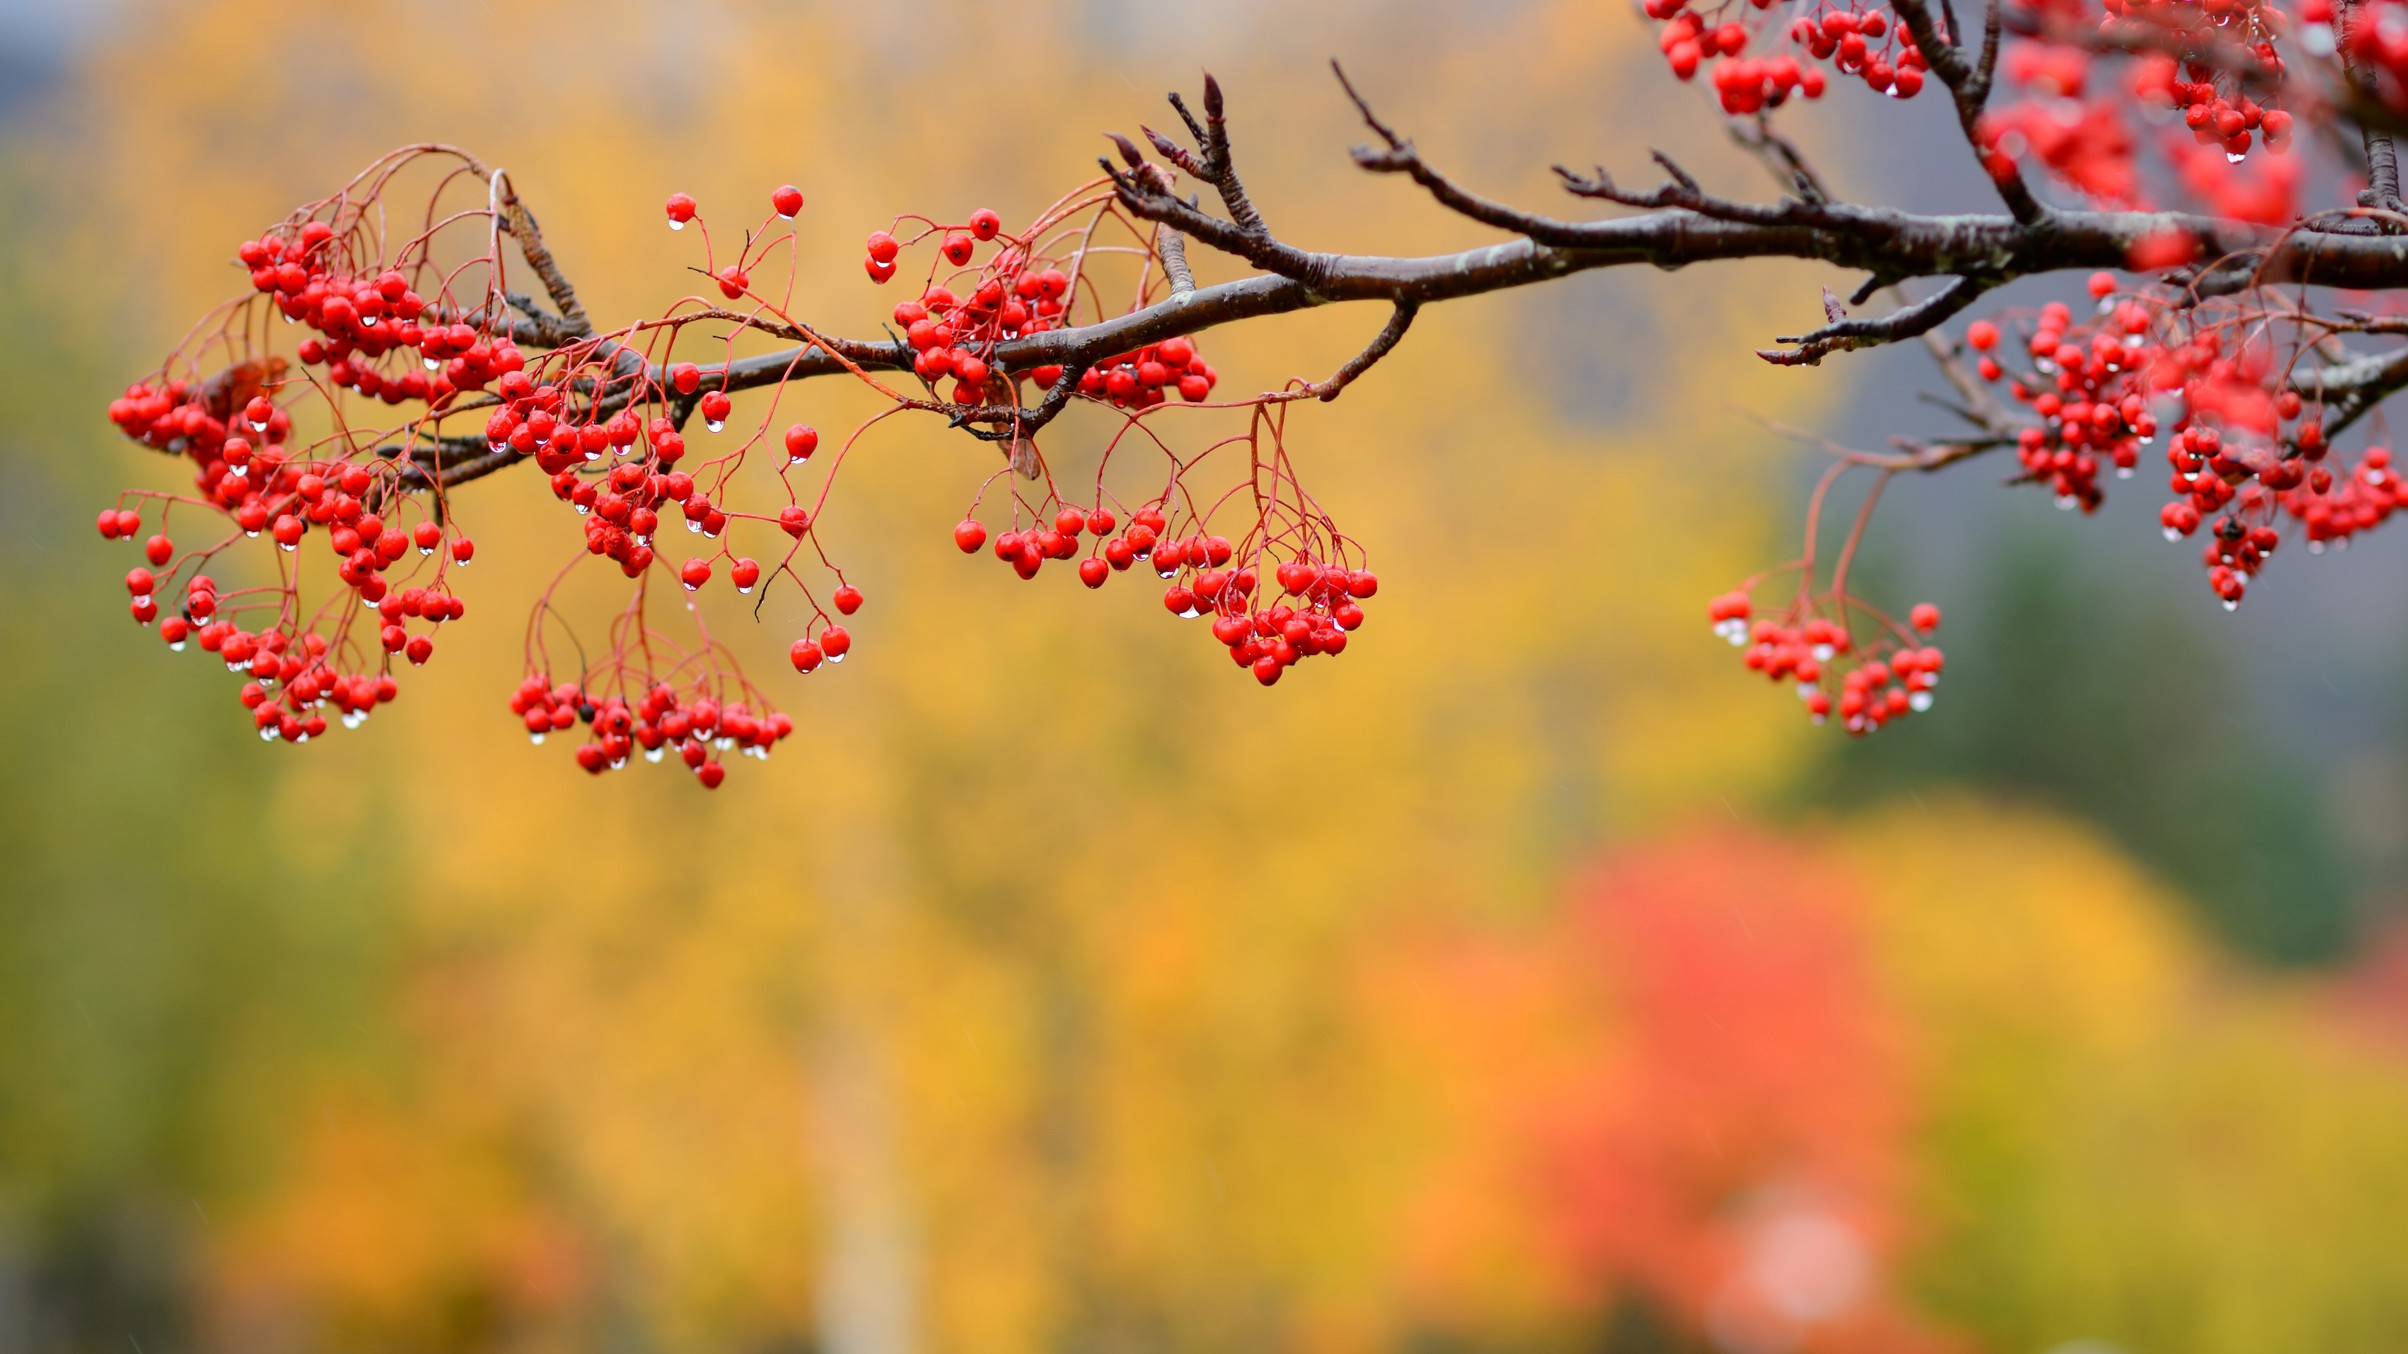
xmin=1309 ymin=302 xmax=1418 ymax=400
xmin=1760 ymin=276 xmax=1990 ymax=365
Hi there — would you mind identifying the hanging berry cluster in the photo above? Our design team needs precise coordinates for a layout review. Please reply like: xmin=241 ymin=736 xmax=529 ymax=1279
xmin=1708 ymin=592 xmax=1946 ymax=735
xmin=1644 ymin=0 xmax=1926 ymax=110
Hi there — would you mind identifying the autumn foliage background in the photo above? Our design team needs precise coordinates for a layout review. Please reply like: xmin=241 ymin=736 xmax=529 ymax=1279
xmin=5 ymin=2 xmax=2408 ymax=1351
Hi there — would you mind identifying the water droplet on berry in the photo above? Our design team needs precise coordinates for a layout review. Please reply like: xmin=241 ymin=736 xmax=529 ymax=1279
xmin=2222 ymin=599 xmax=2240 ymax=612
xmin=2055 ymin=496 xmax=2078 ymax=510
xmin=259 ymin=726 xmax=278 ymax=741
xmin=827 ymin=650 xmax=846 ymax=663
xmin=530 ymin=731 xmax=546 ymax=745
xmin=705 ymin=418 xmax=726 ymax=434
xmin=1812 ymin=643 xmax=1835 ymax=662
xmin=2116 ymin=466 xmax=2133 ymax=479
xmin=2226 ymin=152 xmax=2246 ymax=164
xmin=645 ymin=746 xmax=664 ymax=763
xmin=360 ymin=314 xmax=378 ymax=328
xmin=424 ymin=357 xmax=441 ymax=371
xmin=2163 ymin=526 xmax=2182 ymax=541
xmin=1909 ymin=690 xmax=1934 ymax=712
xmin=669 ymin=219 xmax=687 ymax=232
xmin=1177 ymin=603 xmax=1201 ymax=619
xmin=686 ymin=519 xmax=702 ymax=533
xmin=576 ymin=503 xmax=591 ymax=515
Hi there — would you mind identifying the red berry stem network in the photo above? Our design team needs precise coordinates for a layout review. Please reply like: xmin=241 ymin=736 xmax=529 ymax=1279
xmin=92 ymin=26 xmax=2408 ymax=777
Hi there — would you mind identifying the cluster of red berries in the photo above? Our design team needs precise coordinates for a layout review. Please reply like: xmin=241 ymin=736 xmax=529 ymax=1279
xmin=239 ymin=220 xmax=530 ymax=403
xmin=1709 ymin=593 xmax=1945 ymax=734
xmin=101 ymin=365 xmax=470 ymax=738
xmin=893 ymin=271 xmax=1071 ymax=404
xmin=1967 ymin=282 xmax=2158 ymax=512
xmin=509 ymin=676 xmax=794 ymax=788
xmin=1646 ymin=0 xmax=1929 ymax=111
xmin=2132 ymin=49 xmax=2293 ymax=159
xmin=1189 ymin=553 xmax=1374 ymax=687
xmin=1076 ymin=335 xmax=1220 ymax=409
xmin=951 ymin=503 xmax=1372 ymax=685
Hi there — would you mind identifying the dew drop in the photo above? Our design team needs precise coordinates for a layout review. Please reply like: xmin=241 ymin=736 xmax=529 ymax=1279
xmin=2163 ymin=526 xmax=2182 ymax=541
xmin=419 ymin=546 xmax=435 ymax=557
xmin=827 ymin=651 xmax=846 ymax=663
xmin=169 ymin=640 xmax=186 ymax=652
xmin=260 ymin=726 xmax=278 ymax=741
xmin=1909 ymin=690 xmax=1934 ymax=712
xmin=737 ymin=584 xmax=754 ymax=595
xmin=686 ymin=519 xmax=702 ymax=533
xmin=645 ymin=746 xmax=664 ymax=763
xmin=245 ymin=529 xmax=260 ymax=538
xmin=530 ymin=732 xmax=546 ymax=745
xmin=2226 ymin=152 xmax=2247 ymax=164
xmin=1813 ymin=643 xmax=1835 ymax=662
xmin=669 ymin=219 xmax=687 ymax=232
xmin=2222 ymin=599 xmax=2240 ymax=611
xmin=706 ymin=418 xmax=726 ymax=434
xmin=576 ymin=503 xmax=592 ymax=515
xmin=424 ymin=357 xmax=441 ymax=371
xmin=360 ymin=314 xmax=378 ymax=327
xmin=2116 ymin=465 xmax=2134 ymax=479
xmin=2055 ymin=495 xmax=2078 ymax=510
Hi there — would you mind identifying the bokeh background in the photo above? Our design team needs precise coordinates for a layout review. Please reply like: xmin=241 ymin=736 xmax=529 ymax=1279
xmin=5 ymin=2 xmax=2408 ymax=1351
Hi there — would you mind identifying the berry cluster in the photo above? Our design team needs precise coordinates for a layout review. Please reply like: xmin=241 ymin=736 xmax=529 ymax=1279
xmin=1966 ymin=281 xmax=2158 ymax=512
xmin=101 ymin=360 xmax=469 ymax=744
xmin=510 ymin=677 xmax=794 ymax=787
xmin=1709 ymin=593 xmax=1945 ymax=735
xmin=1646 ymin=0 xmax=1927 ymax=111
xmin=953 ymin=490 xmax=1374 ymax=688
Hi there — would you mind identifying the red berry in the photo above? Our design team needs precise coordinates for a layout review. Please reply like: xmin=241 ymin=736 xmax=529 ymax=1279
xmin=954 ymin=519 xmax=987 ymax=553
xmin=772 ymin=184 xmax=805 ymax=218
xmin=665 ymin=192 xmax=697 ymax=226
xmin=1078 ymin=557 xmax=1108 ymax=588
xmin=820 ymin=625 xmax=851 ymax=658
xmin=968 ymin=208 xmax=1002 ymax=241
xmin=680 ymin=557 xmax=712 ymax=591
xmin=1910 ymin=602 xmax=1941 ymax=631
xmin=784 ymin=424 xmax=819 ymax=461
xmin=834 ymin=584 xmax=863 ymax=614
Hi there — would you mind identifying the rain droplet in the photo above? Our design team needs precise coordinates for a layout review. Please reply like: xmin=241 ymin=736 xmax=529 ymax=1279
xmin=2226 ymin=152 xmax=2247 ymax=164
xmin=1909 ymin=690 xmax=1934 ymax=712
xmin=2163 ymin=526 xmax=2182 ymax=541
xmin=669 ymin=219 xmax=687 ymax=232
xmin=827 ymin=651 xmax=846 ymax=663
xmin=686 ymin=519 xmax=702 ymax=533
xmin=737 ymin=584 xmax=754 ymax=595
xmin=424 ymin=357 xmax=441 ymax=371
xmin=168 ymin=640 xmax=186 ymax=652
xmin=645 ymin=747 xmax=664 ymax=763
xmin=2222 ymin=599 xmax=2240 ymax=611
xmin=530 ymin=732 xmax=546 ymax=745
xmin=705 ymin=418 xmax=725 ymax=434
